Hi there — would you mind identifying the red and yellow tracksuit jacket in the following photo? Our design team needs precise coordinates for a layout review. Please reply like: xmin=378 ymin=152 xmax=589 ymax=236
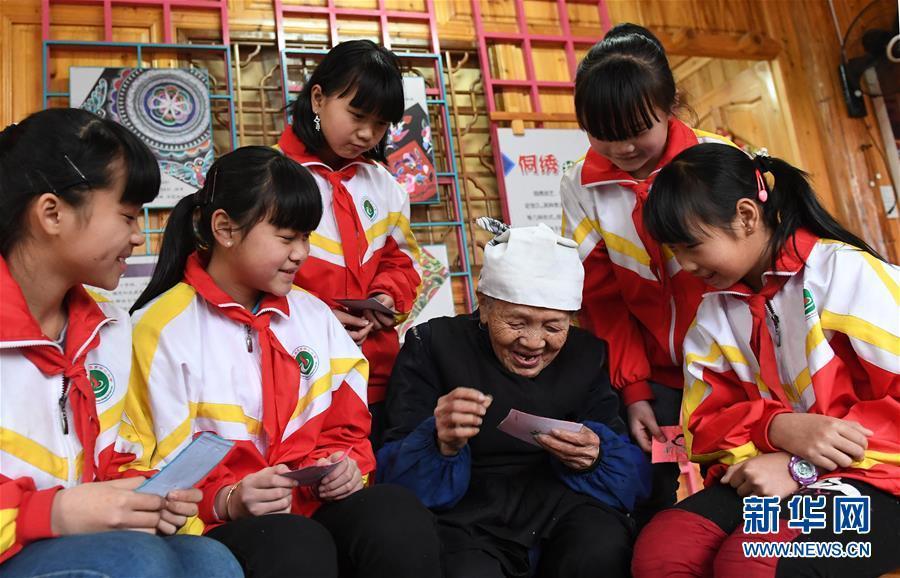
xmin=560 ymin=118 xmax=733 ymax=405
xmin=682 ymin=230 xmax=899 ymax=496
xmin=113 ymin=254 xmax=373 ymax=533
xmin=0 ymin=257 xmax=131 ymax=563
xmin=277 ymin=129 xmax=422 ymax=404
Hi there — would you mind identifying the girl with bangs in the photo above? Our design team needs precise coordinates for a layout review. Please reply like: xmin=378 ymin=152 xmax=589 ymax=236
xmin=277 ymin=40 xmax=422 ymax=446
xmin=559 ymin=23 xmax=734 ymax=524
xmin=0 ymin=108 xmax=240 ymax=578
xmin=633 ymin=143 xmax=899 ymax=577
xmin=119 ymin=147 xmax=440 ymax=578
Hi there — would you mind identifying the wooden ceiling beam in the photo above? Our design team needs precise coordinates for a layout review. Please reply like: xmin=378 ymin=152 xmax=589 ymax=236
xmin=650 ymin=27 xmax=782 ymax=61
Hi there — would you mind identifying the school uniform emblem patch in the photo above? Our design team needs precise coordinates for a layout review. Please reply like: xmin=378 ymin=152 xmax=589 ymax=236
xmin=362 ymin=197 xmax=377 ymax=221
xmin=803 ymin=288 xmax=816 ymax=318
xmin=292 ymin=346 xmax=319 ymax=377
xmin=87 ymin=363 xmax=115 ymax=403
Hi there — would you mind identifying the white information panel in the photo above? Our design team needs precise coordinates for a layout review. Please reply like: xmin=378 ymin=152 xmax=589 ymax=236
xmin=496 ymin=128 xmax=590 ymax=234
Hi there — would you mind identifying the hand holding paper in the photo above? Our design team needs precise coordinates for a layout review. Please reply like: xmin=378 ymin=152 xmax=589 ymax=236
xmin=157 ymin=488 xmax=202 ymax=535
xmin=336 ymin=297 xmax=398 ymax=316
xmin=315 ymin=450 xmax=363 ymax=502
xmin=498 ymin=409 xmax=599 ymax=471
xmin=362 ymin=293 xmax=397 ymax=330
xmin=280 ymin=448 xmax=350 ymax=486
xmin=137 ymin=432 xmax=234 ymax=497
xmin=496 ymin=409 xmax=582 ymax=447
xmin=229 ymin=464 xmax=297 ymax=519
xmin=650 ymin=425 xmax=688 ymax=464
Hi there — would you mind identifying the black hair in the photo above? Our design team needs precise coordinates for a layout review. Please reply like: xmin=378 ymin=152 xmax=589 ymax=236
xmin=0 ymin=108 xmax=160 ymax=257
xmin=290 ymin=39 xmax=404 ymax=162
xmin=643 ymin=143 xmax=886 ymax=265
xmin=132 ymin=146 xmax=323 ymax=312
xmin=574 ymin=23 xmax=676 ymax=142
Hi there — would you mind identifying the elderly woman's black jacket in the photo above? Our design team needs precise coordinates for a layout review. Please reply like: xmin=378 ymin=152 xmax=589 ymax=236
xmin=377 ymin=312 xmax=651 ymax=576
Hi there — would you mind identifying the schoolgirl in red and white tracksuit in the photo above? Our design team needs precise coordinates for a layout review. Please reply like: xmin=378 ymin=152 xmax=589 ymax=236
xmin=277 ymin=128 xmax=422 ymax=406
xmin=560 ymin=118 xmax=732 ymax=406
xmin=633 ymin=230 xmax=900 ymax=577
xmin=681 ymin=230 xmax=898 ymax=493
xmin=0 ymin=256 xmax=131 ymax=562
xmin=114 ymin=253 xmax=373 ymax=531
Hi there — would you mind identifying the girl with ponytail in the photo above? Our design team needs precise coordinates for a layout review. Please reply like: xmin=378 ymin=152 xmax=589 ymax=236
xmin=0 ymin=108 xmax=240 ymax=578
xmin=561 ymin=23 xmax=736 ymax=523
xmin=119 ymin=146 xmax=441 ymax=578
xmin=633 ymin=143 xmax=900 ymax=577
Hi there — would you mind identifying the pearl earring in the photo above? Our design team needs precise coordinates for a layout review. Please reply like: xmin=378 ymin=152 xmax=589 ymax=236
xmin=314 ymin=114 xmax=321 ymax=132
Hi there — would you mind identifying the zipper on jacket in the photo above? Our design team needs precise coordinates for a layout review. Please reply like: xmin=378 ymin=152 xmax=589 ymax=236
xmin=764 ymin=300 xmax=781 ymax=347
xmin=668 ymin=297 xmax=678 ymax=364
xmin=245 ymin=324 xmax=253 ymax=352
xmin=58 ymin=375 xmax=70 ymax=435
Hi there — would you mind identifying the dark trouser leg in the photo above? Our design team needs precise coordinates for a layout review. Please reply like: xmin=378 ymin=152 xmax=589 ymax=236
xmin=368 ymin=401 xmax=386 ymax=451
xmin=313 ymin=483 xmax=442 ymax=578
xmin=627 ymin=381 xmax=683 ymax=528
xmin=443 ymin=548 xmax=506 ymax=578
xmin=206 ymin=513 xmax=338 ymax=578
xmin=536 ymin=504 xmax=634 ymax=578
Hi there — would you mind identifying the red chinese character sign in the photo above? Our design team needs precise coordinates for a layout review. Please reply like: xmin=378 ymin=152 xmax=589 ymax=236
xmin=496 ymin=128 xmax=590 ymax=234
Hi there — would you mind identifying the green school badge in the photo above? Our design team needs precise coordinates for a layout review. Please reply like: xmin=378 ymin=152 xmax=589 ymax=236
xmin=292 ymin=346 xmax=319 ymax=378
xmin=362 ymin=197 xmax=377 ymax=221
xmin=87 ymin=364 xmax=115 ymax=403
xmin=803 ymin=288 xmax=816 ymax=318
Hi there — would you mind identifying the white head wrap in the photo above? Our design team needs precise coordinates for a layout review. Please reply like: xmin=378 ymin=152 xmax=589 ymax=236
xmin=477 ymin=222 xmax=584 ymax=311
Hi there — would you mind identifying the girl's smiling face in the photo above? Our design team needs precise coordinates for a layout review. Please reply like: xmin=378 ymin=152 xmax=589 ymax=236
xmin=54 ymin=159 xmax=146 ymax=291
xmin=207 ymin=211 xmax=311 ymax=309
xmin=312 ymin=85 xmax=391 ymax=163
xmin=667 ymin=199 xmax=772 ymax=292
xmin=587 ymin=108 xmax=671 ymax=180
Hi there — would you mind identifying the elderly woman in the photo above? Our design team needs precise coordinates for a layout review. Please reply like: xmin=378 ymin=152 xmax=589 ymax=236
xmin=377 ymin=223 xmax=650 ymax=578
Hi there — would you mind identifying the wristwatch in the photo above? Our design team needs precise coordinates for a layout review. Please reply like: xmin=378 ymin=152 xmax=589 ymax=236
xmin=789 ymin=455 xmax=818 ymax=486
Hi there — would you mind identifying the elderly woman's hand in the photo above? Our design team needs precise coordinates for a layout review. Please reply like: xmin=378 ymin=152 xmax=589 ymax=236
xmin=535 ymin=427 xmax=601 ymax=471
xmin=434 ymin=387 xmax=493 ymax=456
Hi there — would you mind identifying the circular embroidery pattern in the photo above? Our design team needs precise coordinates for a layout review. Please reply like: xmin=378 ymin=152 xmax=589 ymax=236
xmin=112 ymin=68 xmax=211 ymax=160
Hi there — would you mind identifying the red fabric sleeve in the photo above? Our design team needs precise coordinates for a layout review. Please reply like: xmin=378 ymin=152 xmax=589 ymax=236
xmin=689 ymin=367 xmax=791 ymax=460
xmin=580 ymin=242 xmax=654 ymax=405
xmin=368 ymin=236 xmax=421 ymax=315
xmin=298 ymin=383 xmax=375 ymax=476
xmin=0 ymin=476 xmax=61 ymax=563
xmin=194 ymin=441 xmax=263 ymax=527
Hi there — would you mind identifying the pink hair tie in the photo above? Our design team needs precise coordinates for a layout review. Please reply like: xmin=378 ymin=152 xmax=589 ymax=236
xmin=755 ymin=169 xmax=768 ymax=203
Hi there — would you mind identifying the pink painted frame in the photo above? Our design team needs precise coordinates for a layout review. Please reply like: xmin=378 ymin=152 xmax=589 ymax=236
xmin=470 ymin=0 xmax=610 ymax=223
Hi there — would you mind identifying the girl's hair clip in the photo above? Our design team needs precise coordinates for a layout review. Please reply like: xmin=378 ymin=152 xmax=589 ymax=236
xmin=196 ymin=167 xmax=218 ymax=207
xmin=63 ymin=154 xmax=89 ymax=187
xmin=754 ymin=148 xmax=771 ymax=173
xmin=755 ymin=169 xmax=768 ymax=203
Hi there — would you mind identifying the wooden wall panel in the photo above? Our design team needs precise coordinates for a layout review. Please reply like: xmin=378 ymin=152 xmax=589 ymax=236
xmin=1 ymin=0 xmax=895 ymax=259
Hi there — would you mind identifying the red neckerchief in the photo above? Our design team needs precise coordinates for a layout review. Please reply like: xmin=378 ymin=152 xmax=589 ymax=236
xmin=183 ymin=253 xmax=299 ymax=460
xmin=580 ymin=117 xmax=699 ymax=285
xmin=717 ymin=229 xmax=819 ymax=404
xmin=0 ymin=256 xmax=107 ymax=482
xmin=278 ymin=128 xmax=370 ymax=295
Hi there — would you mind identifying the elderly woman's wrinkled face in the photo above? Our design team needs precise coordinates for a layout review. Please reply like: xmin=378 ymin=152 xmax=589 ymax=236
xmin=479 ymin=297 xmax=572 ymax=378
